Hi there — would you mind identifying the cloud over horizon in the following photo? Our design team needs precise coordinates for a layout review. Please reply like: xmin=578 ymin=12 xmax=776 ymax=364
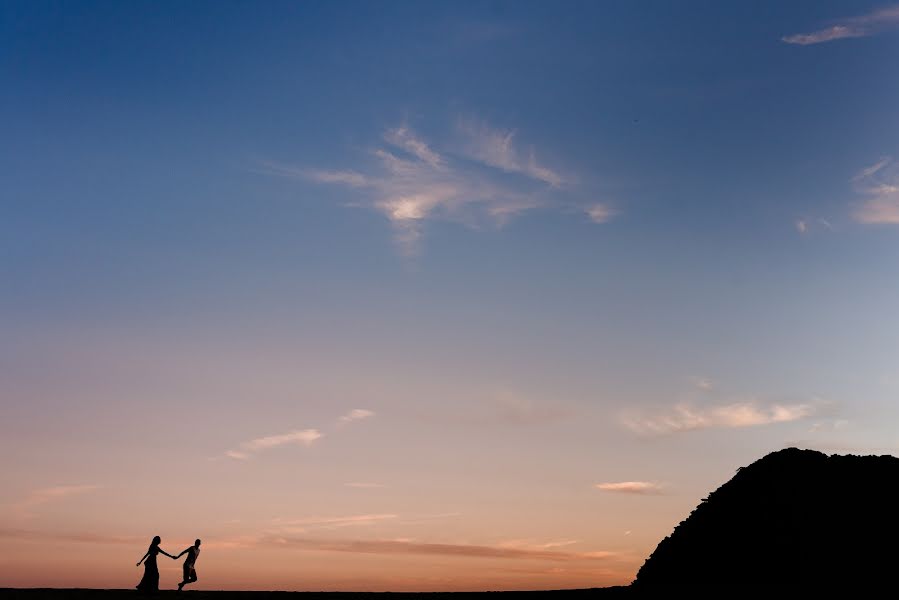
xmin=782 ymin=5 xmax=899 ymax=45
xmin=0 ymin=528 xmax=617 ymax=564
xmin=623 ymin=401 xmax=817 ymax=435
xmin=595 ymin=481 xmax=664 ymax=495
xmin=266 ymin=536 xmax=617 ymax=562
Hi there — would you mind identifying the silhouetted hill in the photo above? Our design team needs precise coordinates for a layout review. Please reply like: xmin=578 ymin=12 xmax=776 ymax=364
xmin=633 ymin=447 xmax=899 ymax=588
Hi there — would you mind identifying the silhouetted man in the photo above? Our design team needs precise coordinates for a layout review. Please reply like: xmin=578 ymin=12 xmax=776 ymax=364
xmin=175 ymin=539 xmax=201 ymax=591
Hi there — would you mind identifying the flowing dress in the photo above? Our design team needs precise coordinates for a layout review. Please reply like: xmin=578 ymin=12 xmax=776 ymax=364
xmin=136 ymin=546 xmax=160 ymax=592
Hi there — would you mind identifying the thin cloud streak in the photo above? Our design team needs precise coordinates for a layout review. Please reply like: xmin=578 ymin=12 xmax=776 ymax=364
xmin=796 ymin=217 xmax=835 ymax=235
xmin=0 ymin=528 xmax=258 ymax=550
xmin=13 ymin=485 xmax=101 ymax=518
xmin=277 ymin=514 xmax=398 ymax=528
xmin=852 ymin=157 xmax=899 ymax=224
xmin=623 ymin=401 xmax=817 ymax=435
xmin=783 ymin=5 xmax=899 ymax=45
xmin=595 ymin=481 xmax=664 ymax=495
xmin=266 ymin=536 xmax=617 ymax=562
xmin=337 ymin=409 xmax=375 ymax=425
xmin=226 ymin=428 xmax=322 ymax=460
xmin=0 ymin=528 xmax=615 ymax=563
xmin=457 ymin=118 xmax=563 ymax=187
xmin=385 ymin=126 xmax=444 ymax=169
xmin=22 ymin=485 xmax=100 ymax=505
xmin=0 ymin=528 xmax=142 ymax=545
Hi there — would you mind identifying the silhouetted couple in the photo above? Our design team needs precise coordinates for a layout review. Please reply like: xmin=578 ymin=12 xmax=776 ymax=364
xmin=136 ymin=536 xmax=201 ymax=592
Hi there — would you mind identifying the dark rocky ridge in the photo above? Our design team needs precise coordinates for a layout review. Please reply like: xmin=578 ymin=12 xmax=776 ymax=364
xmin=633 ymin=448 xmax=899 ymax=588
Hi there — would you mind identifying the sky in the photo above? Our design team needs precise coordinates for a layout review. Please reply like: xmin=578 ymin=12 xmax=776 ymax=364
xmin=2 ymin=0 xmax=899 ymax=592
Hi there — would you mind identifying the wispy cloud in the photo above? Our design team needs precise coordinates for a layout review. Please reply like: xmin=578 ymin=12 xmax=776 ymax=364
xmin=337 ymin=408 xmax=375 ymax=425
xmin=594 ymin=481 xmax=664 ymax=495
xmin=0 ymin=528 xmax=616 ymax=565
xmin=796 ymin=217 xmax=835 ymax=235
xmin=456 ymin=118 xmax=563 ymax=187
xmin=13 ymin=485 xmax=101 ymax=519
xmin=483 ymin=394 xmax=571 ymax=425
xmin=265 ymin=119 xmax=610 ymax=255
xmin=623 ymin=401 xmax=817 ymax=435
xmin=585 ymin=203 xmax=616 ymax=224
xmin=0 ymin=528 xmax=258 ymax=551
xmin=689 ymin=376 xmax=714 ymax=391
xmin=265 ymin=536 xmax=616 ymax=561
xmin=226 ymin=428 xmax=322 ymax=460
xmin=385 ymin=126 xmax=444 ymax=169
xmin=0 ymin=528 xmax=141 ymax=545
xmin=277 ymin=514 xmax=398 ymax=528
xmin=782 ymin=5 xmax=899 ymax=45
xmin=418 ymin=392 xmax=573 ymax=427
xmin=809 ymin=419 xmax=849 ymax=433
xmin=851 ymin=157 xmax=899 ymax=224
xmin=498 ymin=539 xmax=581 ymax=550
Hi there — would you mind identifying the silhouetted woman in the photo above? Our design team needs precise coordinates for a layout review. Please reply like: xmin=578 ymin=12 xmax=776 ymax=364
xmin=136 ymin=535 xmax=176 ymax=592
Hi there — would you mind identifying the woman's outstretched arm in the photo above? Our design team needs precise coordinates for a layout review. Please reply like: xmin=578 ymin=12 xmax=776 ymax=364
xmin=159 ymin=548 xmax=178 ymax=559
xmin=136 ymin=550 xmax=150 ymax=566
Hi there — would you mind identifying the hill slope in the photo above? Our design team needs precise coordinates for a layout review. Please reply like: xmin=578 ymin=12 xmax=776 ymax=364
xmin=633 ymin=448 xmax=899 ymax=587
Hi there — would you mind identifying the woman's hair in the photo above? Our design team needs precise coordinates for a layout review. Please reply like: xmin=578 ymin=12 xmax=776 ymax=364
xmin=152 ymin=536 xmax=161 ymax=546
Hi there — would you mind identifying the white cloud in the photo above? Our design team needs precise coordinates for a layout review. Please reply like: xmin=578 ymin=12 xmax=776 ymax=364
xmin=457 ymin=118 xmax=563 ymax=186
xmin=585 ymin=203 xmax=615 ymax=224
xmin=594 ymin=481 xmax=664 ymax=495
xmin=796 ymin=217 xmax=835 ymax=235
xmin=623 ymin=401 xmax=816 ymax=435
xmin=853 ymin=157 xmax=891 ymax=181
xmin=266 ymin=119 xmax=605 ymax=255
xmin=338 ymin=408 xmax=375 ymax=425
xmin=852 ymin=157 xmax=899 ymax=224
xmin=384 ymin=126 xmax=444 ymax=169
xmin=226 ymin=428 xmax=322 ymax=459
xmin=243 ymin=429 xmax=322 ymax=450
xmin=783 ymin=6 xmax=899 ymax=45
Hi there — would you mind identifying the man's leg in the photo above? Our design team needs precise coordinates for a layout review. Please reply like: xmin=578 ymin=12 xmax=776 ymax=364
xmin=178 ymin=565 xmax=190 ymax=591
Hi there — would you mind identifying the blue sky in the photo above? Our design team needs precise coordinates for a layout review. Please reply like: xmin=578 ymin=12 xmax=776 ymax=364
xmin=3 ymin=0 xmax=899 ymax=590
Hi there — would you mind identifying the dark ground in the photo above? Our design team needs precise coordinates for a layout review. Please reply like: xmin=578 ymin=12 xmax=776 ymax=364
xmin=0 ymin=590 xmax=633 ymax=600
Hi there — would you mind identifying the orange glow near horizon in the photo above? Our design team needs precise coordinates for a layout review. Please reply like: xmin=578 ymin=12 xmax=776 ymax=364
xmin=0 ymin=534 xmax=637 ymax=591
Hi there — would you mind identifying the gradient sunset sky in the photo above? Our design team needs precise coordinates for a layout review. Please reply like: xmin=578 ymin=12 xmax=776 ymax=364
xmin=3 ymin=0 xmax=899 ymax=591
